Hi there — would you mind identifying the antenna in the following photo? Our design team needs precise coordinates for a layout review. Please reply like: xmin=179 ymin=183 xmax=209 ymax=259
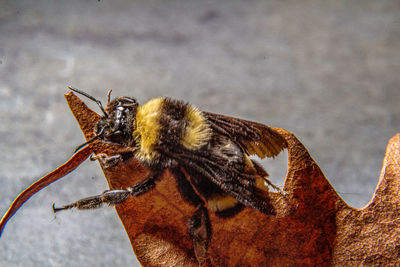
xmin=107 ymin=89 xmax=112 ymax=105
xmin=68 ymin=86 xmax=109 ymax=118
xmin=73 ymin=133 xmax=102 ymax=153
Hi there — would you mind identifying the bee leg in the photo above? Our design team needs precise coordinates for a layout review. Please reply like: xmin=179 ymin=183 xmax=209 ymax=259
xmin=264 ymin=178 xmax=287 ymax=196
xmin=90 ymin=151 xmax=135 ymax=168
xmin=188 ymin=205 xmax=211 ymax=266
xmin=52 ymin=189 xmax=130 ymax=212
xmin=53 ymin=177 xmax=155 ymax=212
xmin=90 ymin=153 xmax=122 ymax=168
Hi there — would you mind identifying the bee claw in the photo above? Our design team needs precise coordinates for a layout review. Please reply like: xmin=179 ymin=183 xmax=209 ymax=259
xmin=89 ymin=153 xmax=99 ymax=161
xmin=52 ymin=203 xmax=68 ymax=213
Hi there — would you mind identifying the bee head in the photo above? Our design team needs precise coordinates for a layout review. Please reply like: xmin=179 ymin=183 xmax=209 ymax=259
xmin=97 ymin=96 xmax=139 ymax=146
xmin=69 ymin=87 xmax=139 ymax=151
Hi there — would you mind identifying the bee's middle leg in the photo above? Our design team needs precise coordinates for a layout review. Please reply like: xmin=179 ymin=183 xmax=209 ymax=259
xmin=53 ymin=177 xmax=155 ymax=212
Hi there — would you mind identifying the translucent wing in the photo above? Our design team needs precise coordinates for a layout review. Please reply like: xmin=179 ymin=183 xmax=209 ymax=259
xmin=174 ymin=150 xmax=276 ymax=215
xmin=203 ymin=112 xmax=287 ymax=158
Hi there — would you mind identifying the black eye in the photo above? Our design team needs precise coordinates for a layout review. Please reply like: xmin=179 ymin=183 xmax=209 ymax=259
xmin=105 ymin=129 xmax=130 ymax=145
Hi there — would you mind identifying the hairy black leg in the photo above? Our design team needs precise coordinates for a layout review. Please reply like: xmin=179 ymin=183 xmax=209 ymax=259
xmin=128 ymin=177 xmax=156 ymax=197
xmin=52 ymin=190 xmax=130 ymax=211
xmin=53 ymin=177 xmax=155 ymax=212
xmin=188 ymin=205 xmax=211 ymax=266
xmin=170 ymin=167 xmax=212 ymax=265
xmin=171 ymin=168 xmax=204 ymax=207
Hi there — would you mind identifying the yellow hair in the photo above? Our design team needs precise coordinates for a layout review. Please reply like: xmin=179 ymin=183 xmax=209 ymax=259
xmin=207 ymin=194 xmax=239 ymax=212
xmin=133 ymin=98 xmax=163 ymax=161
xmin=181 ymin=105 xmax=211 ymax=150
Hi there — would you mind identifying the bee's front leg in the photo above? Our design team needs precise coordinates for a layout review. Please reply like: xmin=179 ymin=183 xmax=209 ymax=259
xmin=188 ymin=205 xmax=211 ymax=266
xmin=90 ymin=151 xmax=135 ymax=168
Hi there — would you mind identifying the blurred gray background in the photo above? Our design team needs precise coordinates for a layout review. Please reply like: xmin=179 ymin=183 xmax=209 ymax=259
xmin=0 ymin=0 xmax=399 ymax=266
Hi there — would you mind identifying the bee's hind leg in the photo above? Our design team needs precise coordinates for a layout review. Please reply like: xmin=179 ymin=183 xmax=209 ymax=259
xmin=188 ymin=205 xmax=212 ymax=266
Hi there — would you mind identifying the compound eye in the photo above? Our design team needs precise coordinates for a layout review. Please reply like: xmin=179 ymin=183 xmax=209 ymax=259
xmin=104 ymin=130 xmax=125 ymax=144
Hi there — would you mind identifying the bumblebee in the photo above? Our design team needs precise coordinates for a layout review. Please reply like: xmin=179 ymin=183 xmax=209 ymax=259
xmin=54 ymin=87 xmax=287 ymax=264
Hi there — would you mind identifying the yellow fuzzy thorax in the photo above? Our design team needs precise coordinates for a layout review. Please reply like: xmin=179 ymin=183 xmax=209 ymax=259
xmin=133 ymin=98 xmax=211 ymax=161
xmin=133 ymin=97 xmax=163 ymax=161
xmin=181 ymin=105 xmax=211 ymax=150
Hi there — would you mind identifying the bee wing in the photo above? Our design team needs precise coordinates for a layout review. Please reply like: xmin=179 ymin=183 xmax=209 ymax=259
xmin=203 ymin=112 xmax=287 ymax=158
xmin=173 ymin=150 xmax=276 ymax=215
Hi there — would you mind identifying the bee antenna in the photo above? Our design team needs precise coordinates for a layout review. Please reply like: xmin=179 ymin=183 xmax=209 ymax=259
xmin=68 ymin=86 xmax=109 ymax=118
xmin=73 ymin=128 xmax=105 ymax=153
xmin=107 ymin=89 xmax=112 ymax=105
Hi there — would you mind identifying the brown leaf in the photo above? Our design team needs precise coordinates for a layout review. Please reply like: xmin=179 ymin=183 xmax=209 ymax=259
xmin=0 ymin=145 xmax=92 ymax=236
xmin=66 ymin=92 xmax=400 ymax=266
xmin=4 ymin=91 xmax=397 ymax=266
xmin=333 ymin=134 xmax=400 ymax=265
xmin=67 ymin=91 xmax=337 ymax=265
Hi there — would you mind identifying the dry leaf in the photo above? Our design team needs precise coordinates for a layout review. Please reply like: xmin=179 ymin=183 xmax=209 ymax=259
xmin=66 ymin=92 xmax=400 ymax=266
xmin=2 ymin=92 xmax=398 ymax=266
xmin=0 ymin=145 xmax=92 ymax=236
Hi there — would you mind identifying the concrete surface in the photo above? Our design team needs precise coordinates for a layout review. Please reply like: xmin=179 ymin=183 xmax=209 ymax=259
xmin=0 ymin=0 xmax=399 ymax=266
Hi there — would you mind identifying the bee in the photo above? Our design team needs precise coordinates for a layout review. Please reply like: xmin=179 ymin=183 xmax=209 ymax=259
xmin=53 ymin=87 xmax=287 ymax=264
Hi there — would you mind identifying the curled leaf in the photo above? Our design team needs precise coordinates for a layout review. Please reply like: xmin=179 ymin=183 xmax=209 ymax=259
xmin=0 ymin=145 xmax=92 ymax=237
xmin=66 ymin=92 xmax=400 ymax=266
xmin=3 ymin=92 xmax=399 ymax=266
